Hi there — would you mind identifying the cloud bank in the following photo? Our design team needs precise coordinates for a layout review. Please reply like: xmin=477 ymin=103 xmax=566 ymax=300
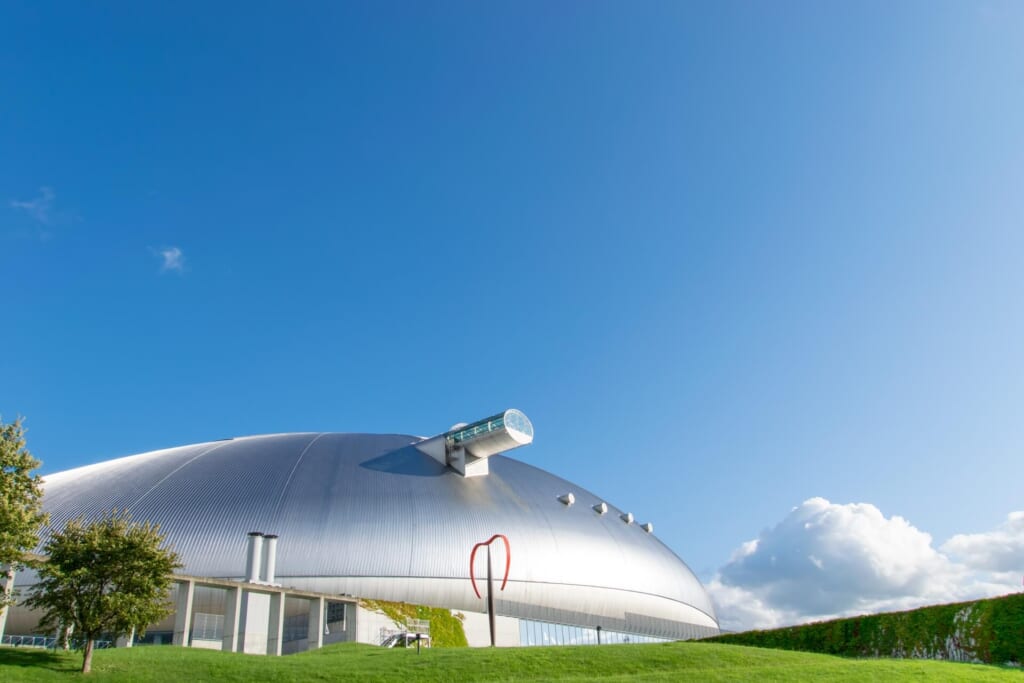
xmin=708 ymin=498 xmax=1022 ymax=632
xmin=943 ymin=512 xmax=1024 ymax=576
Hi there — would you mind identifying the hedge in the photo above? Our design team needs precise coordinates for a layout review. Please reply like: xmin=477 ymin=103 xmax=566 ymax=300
xmin=706 ymin=593 xmax=1024 ymax=665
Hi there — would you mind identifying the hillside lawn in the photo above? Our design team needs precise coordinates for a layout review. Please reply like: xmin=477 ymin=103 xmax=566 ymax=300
xmin=2 ymin=641 xmax=1022 ymax=682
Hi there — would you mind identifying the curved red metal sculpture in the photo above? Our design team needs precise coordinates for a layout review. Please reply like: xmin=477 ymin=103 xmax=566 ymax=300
xmin=469 ymin=534 xmax=511 ymax=646
xmin=470 ymin=533 xmax=511 ymax=599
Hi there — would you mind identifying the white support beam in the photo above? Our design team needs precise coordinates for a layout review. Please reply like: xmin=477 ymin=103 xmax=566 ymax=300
xmin=267 ymin=591 xmax=285 ymax=656
xmin=0 ymin=566 xmax=14 ymax=643
xmin=307 ymin=596 xmax=325 ymax=650
xmin=172 ymin=579 xmax=195 ymax=646
xmin=60 ymin=623 xmax=74 ymax=650
xmin=222 ymin=585 xmax=242 ymax=652
xmin=115 ymin=626 xmax=135 ymax=648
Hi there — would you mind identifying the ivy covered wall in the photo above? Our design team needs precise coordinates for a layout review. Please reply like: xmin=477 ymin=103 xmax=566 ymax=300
xmin=707 ymin=593 xmax=1024 ymax=665
xmin=359 ymin=599 xmax=469 ymax=648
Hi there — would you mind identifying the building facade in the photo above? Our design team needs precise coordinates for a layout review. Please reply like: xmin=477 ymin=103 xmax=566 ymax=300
xmin=5 ymin=412 xmax=718 ymax=650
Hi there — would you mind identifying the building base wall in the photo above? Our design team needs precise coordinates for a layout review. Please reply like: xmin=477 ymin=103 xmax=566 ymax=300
xmin=461 ymin=611 xmax=521 ymax=647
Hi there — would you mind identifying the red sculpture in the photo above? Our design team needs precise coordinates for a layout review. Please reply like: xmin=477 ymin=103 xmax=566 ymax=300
xmin=469 ymin=534 xmax=511 ymax=646
xmin=470 ymin=534 xmax=511 ymax=599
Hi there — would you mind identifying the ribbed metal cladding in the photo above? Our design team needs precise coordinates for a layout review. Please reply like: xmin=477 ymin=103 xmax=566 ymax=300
xmin=39 ymin=432 xmax=719 ymax=638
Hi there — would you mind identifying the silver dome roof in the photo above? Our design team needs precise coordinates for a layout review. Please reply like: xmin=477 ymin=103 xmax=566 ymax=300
xmin=41 ymin=433 xmax=718 ymax=638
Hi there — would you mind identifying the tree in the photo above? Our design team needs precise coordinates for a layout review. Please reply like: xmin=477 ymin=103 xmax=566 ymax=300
xmin=0 ymin=416 xmax=48 ymax=608
xmin=26 ymin=510 xmax=182 ymax=673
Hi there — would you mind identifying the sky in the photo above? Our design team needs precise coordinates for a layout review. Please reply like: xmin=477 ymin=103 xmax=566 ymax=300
xmin=3 ymin=2 xmax=1024 ymax=631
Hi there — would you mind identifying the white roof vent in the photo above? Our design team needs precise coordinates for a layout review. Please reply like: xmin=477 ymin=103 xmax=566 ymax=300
xmin=558 ymin=492 xmax=575 ymax=506
xmin=640 ymin=522 xmax=654 ymax=534
xmin=593 ymin=502 xmax=608 ymax=515
xmin=620 ymin=512 xmax=634 ymax=525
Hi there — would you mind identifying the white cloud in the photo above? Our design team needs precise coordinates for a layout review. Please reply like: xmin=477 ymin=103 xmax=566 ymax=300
xmin=942 ymin=511 xmax=1024 ymax=574
xmin=10 ymin=186 xmax=56 ymax=224
xmin=154 ymin=246 xmax=185 ymax=273
xmin=705 ymin=578 xmax=789 ymax=632
xmin=709 ymin=498 xmax=1022 ymax=632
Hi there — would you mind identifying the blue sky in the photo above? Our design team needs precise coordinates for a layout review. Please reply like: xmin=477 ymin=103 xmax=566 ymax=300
xmin=4 ymin=2 xmax=1024 ymax=629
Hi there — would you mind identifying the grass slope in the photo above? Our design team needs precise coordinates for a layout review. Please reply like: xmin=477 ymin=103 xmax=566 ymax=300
xmin=2 ymin=641 xmax=1021 ymax=682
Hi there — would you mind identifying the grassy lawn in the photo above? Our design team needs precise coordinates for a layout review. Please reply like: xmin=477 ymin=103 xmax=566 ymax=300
xmin=2 ymin=641 xmax=1021 ymax=682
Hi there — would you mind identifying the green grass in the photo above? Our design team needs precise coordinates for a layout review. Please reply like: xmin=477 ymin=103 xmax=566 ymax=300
xmin=3 ymin=641 xmax=1022 ymax=682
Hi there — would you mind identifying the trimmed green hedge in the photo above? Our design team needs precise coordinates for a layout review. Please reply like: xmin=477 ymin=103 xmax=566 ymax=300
xmin=359 ymin=599 xmax=469 ymax=647
xmin=706 ymin=593 xmax=1024 ymax=665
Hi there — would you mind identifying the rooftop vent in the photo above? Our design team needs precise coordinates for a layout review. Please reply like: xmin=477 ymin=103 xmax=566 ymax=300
xmin=261 ymin=534 xmax=279 ymax=584
xmin=593 ymin=502 xmax=608 ymax=515
xmin=245 ymin=531 xmax=264 ymax=582
xmin=640 ymin=522 xmax=654 ymax=534
xmin=558 ymin=493 xmax=575 ymax=506
xmin=244 ymin=531 xmax=281 ymax=585
xmin=620 ymin=512 xmax=634 ymax=525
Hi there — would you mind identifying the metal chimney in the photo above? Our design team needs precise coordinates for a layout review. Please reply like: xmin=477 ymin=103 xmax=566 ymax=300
xmin=261 ymin=534 xmax=279 ymax=584
xmin=245 ymin=531 xmax=264 ymax=583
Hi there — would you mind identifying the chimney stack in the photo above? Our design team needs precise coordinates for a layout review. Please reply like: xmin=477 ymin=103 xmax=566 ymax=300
xmin=261 ymin=534 xmax=279 ymax=584
xmin=245 ymin=532 xmax=264 ymax=583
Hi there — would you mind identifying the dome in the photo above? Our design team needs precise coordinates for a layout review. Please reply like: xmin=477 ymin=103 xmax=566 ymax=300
xmin=40 ymin=432 xmax=718 ymax=639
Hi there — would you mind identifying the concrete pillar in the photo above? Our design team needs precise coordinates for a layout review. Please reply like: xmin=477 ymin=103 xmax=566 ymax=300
xmin=115 ymin=626 xmax=135 ymax=648
xmin=344 ymin=602 xmax=358 ymax=642
xmin=0 ymin=566 xmax=14 ymax=643
xmin=239 ymin=592 xmax=271 ymax=654
xmin=307 ymin=596 xmax=325 ymax=650
xmin=261 ymin=535 xmax=278 ymax=584
xmin=222 ymin=586 xmax=242 ymax=652
xmin=245 ymin=532 xmax=264 ymax=583
xmin=60 ymin=623 xmax=74 ymax=650
xmin=267 ymin=591 xmax=285 ymax=656
xmin=172 ymin=580 xmax=195 ymax=646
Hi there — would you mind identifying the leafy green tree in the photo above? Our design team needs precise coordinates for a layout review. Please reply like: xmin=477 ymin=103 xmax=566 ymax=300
xmin=26 ymin=510 xmax=182 ymax=673
xmin=0 ymin=416 xmax=48 ymax=607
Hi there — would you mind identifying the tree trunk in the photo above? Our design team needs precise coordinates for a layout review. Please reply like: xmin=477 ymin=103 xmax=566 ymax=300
xmin=82 ymin=638 xmax=94 ymax=674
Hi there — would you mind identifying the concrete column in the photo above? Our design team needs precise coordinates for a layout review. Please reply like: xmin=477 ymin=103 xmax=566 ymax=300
xmin=307 ymin=596 xmax=325 ymax=650
xmin=222 ymin=586 xmax=242 ymax=652
xmin=62 ymin=623 xmax=74 ymax=650
xmin=115 ymin=626 xmax=135 ymax=648
xmin=0 ymin=566 xmax=15 ymax=643
xmin=172 ymin=580 xmax=195 ymax=646
xmin=239 ymin=592 xmax=270 ymax=654
xmin=261 ymin=535 xmax=278 ymax=584
xmin=267 ymin=591 xmax=285 ymax=656
xmin=344 ymin=602 xmax=358 ymax=642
